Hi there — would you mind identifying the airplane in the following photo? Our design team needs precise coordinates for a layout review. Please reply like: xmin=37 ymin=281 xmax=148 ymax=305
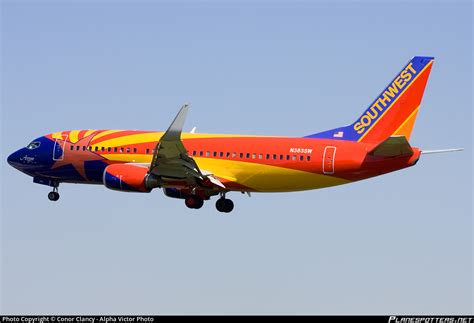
xmin=7 ymin=56 xmax=463 ymax=213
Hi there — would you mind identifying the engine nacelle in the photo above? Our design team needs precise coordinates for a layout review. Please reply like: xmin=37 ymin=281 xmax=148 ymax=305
xmin=163 ymin=187 xmax=213 ymax=200
xmin=103 ymin=164 xmax=152 ymax=193
xmin=163 ymin=188 xmax=189 ymax=199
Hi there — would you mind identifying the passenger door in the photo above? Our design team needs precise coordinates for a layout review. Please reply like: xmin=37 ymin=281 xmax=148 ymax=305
xmin=323 ymin=146 xmax=336 ymax=174
xmin=53 ymin=134 xmax=68 ymax=161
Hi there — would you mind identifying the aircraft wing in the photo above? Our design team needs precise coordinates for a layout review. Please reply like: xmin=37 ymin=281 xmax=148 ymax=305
xmin=148 ymin=104 xmax=226 ymax=190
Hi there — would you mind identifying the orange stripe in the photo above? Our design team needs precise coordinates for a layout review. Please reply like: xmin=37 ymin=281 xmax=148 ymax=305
xmin=392 ymin=106 xmax=420 ymax=139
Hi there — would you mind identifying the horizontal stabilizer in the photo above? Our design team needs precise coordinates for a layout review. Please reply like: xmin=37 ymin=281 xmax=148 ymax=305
xmin=369 ymin=136 xmax=413 ymax=157
xmin=421 ymin=148 xmax=464 ymax=155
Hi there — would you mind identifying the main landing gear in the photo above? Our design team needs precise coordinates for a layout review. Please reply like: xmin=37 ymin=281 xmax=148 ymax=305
xmin=48 ymin=184 xmax=60 ymax=201
xmin=215 ymin=194 xmax=234 ymax=213
xmin=184 ymin=193 xmax=235 ymax=213
xmin=185 ymin=196 xmax=204 ymax=209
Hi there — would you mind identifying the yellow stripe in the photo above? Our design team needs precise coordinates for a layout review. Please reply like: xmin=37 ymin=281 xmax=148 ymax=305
xmin=357 ymin=61 xmax=433 ymax=142
xmin=51 ymin=132 xmax=63 ymax=139
xmin=97 ymin=131 xmax=274 ymax=147
xmin=391 ymin=105 xmax=420 ymax=136
xmin=193 ymin=157 xmax=350 ymax=192
xmin=68 ymin=130 xmax=80 ymax=143
xmin=84 ymin=130 xmax=97 ymax=137
xmin=91 ymin=130 xmax=122 ymax=141
xmin=99 ymin=132 xmax=163 ymax=147
xmin=57 ymin=129 xmax=274 ymax=144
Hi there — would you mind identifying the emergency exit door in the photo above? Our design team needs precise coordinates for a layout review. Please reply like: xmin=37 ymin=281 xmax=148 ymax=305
xmin=323 ymin=146 xmax=336 ymax=174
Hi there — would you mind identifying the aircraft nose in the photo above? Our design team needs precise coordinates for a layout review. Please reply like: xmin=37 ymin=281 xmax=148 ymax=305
xmin=7 ymin=149 xmax=24 ymax=168
xmin=7 ymin=150 xmax=21 ymax=167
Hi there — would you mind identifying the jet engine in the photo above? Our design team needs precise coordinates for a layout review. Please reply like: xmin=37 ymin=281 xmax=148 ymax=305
xmin=103 ymin=164 xmax=154 ymax=193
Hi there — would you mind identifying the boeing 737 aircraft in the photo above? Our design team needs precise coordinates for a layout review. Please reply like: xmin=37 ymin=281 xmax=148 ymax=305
xmin=7 ymin=56 xmax=462 ymax=213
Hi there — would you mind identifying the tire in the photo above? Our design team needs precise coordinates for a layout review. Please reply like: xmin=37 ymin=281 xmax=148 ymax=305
xmin=48 ymin=192 xmax=59 ymax=201
xmin=185 ymin=196 xmax=203 ymax=209
xmin=215 ymin=198 xmax=227 ymax=212
xmin=223 ymin=199 xmax=234 ymax=213
xmin=216 ymin=198 xmax=234 ymax=213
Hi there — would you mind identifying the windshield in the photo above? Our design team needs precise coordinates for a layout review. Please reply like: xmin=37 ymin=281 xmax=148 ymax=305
xmin=26 ymin=141 xmax=41 ymax=150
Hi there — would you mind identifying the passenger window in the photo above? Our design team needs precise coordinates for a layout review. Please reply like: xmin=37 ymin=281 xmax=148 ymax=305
xmin=114 ymin=147 xmax=118 ymax=153
xmin=246 ymin=153 xmax=250 ymax=158
xmin=192 ymin=150 xmax=196 ymax=156
xmin=252 ymin=153 xmax=256 ymax=159
xmin=307 ymin=156 xmax=311 ymax=161
xmin=300 ymin=156 xmax=304 ymax=161
xmin=292 ymin=155 xmax=296 ymax=161
xmin=226 ymin=152 xmax=230 ymax=158
xmin=126 ymin=148 xmax=130 ymax=153
xmin=258 ymin=154 xmax=263 ymax=159
xmin=213 ymin=152 xmax=217 ymax=157
xmin=199 ymin=151 xmax=203 ymax=156
xmin=240 ymin=153 xmax=243 ymax=158
xmin=120 ymin=147 xmax=124 ymax=153
xmin=206 ymin=151 xmax=210 ymax=157
xmin=273 ymin=154 xmax=277 ymax=160
xmin=220 ymin=152 xmax=224 ymax=157
xmin=286 ymin=155 xmax=290 ymax=160
xmin=70 ymin=146 xmax=74 ymax=151
xmin=232 ymin=152 xmax=237 ymax=158
xmin=83 ymin=146 xmax=86 ymax=151
xmin=266 ymin=154 xmax=270 ymax=160
xmin=279 ymin=155 xmax=283 ymax=160
xmin=133 ymin=148 xmax=137 ymax=153
xmin=76 ymin=146 xmax=80 ymax=151
xmin=107 ymin=147 xmax=111 ymax=152
xmin=95 ymin=147 xmax=99 ymax=152
xmin=88 ymin=146 xmax=92 ymax=151
xmin=101 ymin=147 xmax=105 ymax=152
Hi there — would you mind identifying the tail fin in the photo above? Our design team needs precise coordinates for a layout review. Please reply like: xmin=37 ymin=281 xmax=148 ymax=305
xmin=306 ymin=56 xmax=434 ymax=143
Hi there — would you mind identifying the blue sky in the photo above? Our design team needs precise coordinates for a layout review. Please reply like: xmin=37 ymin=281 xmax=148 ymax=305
xmin=1 ymin=0 xmax=472 ymax=314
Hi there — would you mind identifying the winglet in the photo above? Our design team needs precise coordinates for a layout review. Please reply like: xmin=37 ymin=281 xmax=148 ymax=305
xmin=162 ymin=104 xmax=189 ymax=141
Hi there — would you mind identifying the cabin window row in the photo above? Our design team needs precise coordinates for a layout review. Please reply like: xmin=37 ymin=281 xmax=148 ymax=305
xmin=70 ymin=145 xmax=145 ymax=154
xmin=190 ymin=150 xmax=311 ymax=162
xmin=69 ymin=145 xmax=311 ymax=162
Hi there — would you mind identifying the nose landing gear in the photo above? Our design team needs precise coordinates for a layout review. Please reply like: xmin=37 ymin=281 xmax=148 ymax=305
xmin=48 ymin=184 xmax=60 ymax=201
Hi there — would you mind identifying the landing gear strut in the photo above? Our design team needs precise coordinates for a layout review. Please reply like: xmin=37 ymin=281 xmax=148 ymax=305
xmin=215 ymin=193 xmax=234 ymax=213
xmin=48 ymin=184 xmax=60 ymax=201
xmin=185 ymin=196 xmax=204 ymax=209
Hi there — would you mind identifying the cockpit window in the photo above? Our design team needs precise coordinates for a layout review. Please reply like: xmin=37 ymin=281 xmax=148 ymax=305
xmin=26 ymin=141 xmax=41 ymax=150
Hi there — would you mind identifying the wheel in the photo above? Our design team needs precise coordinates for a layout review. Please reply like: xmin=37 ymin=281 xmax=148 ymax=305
xmin=48 ymin=191 xmax=59 ymax=201
xmin=185 ymin=196 xmax=204 ymax=209
xmin=216 ymin=198 xmax=234 ymax=213
xmin=215 ymin=198 xmax=227 ymax=212
xmin=223 ymin=199 xmax=234 ymax=213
